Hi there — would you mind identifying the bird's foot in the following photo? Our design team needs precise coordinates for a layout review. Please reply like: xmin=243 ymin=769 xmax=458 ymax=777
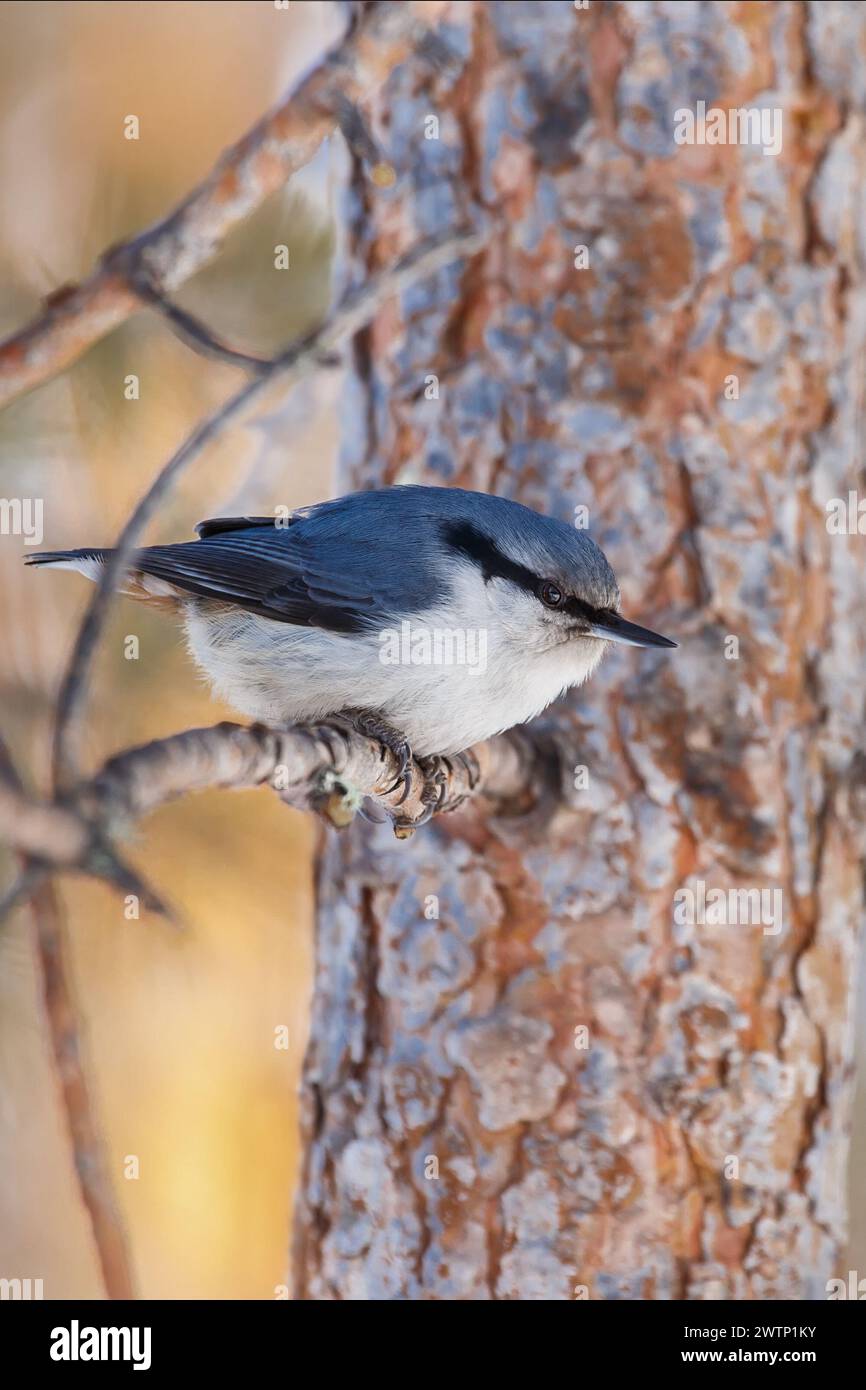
xmin=416 ymin=754 xmax=451 ymax=823
xmin=393 ymin=754 xmax=450 ymax=837
xmin=341 ymin=708 xmax=413 ymax=805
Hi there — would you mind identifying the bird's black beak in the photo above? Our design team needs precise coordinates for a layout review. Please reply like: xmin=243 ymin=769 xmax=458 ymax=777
xmin=587 ymin=612 xmax=677 ymax=649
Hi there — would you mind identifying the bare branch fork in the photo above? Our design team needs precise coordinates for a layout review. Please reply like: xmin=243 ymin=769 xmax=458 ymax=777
xmin=0 ymin=0 xmax=450 ymax=408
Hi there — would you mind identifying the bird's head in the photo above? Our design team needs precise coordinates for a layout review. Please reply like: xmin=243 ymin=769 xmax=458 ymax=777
xmin=439 ymin=494 xmax=676 ymax=669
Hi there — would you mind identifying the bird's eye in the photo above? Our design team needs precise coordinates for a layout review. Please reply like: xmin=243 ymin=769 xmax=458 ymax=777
xmin=540 ymin=581 xmax=564 ymax=609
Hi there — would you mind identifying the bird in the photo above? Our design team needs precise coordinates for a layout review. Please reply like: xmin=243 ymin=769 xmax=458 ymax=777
xmin=27 ymin=485 xmax=676 ymax=812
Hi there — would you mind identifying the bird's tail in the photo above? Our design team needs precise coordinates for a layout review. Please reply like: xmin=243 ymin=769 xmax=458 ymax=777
xmin=25 ymin=548 xmax=182 ymax=604
xmin=24 ymin=548 xmax=109 ymax=581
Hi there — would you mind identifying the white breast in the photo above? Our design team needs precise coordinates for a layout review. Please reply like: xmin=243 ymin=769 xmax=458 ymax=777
xmin=181 ymin=566 xmax=607 ymax=756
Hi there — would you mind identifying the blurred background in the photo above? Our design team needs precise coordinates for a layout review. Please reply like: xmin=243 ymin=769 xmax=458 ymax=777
xmin=1 ymin=0 xmax=865 ymax=1300
xmin=0 ymin=0 xmax=344 ymax=1298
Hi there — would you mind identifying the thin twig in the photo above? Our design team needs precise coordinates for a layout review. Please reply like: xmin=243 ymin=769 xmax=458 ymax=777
xmin=0 ymin=860 xmax=50 ymax=921
xmin=30 ymin=877 xmax=137 ymax=1299
xmin=0 ymin=0 xmax=448 ymax=409
xmin=129 ymin=275 xmax=274 ymax=372
xmin=0 ymin=779 xmax=90 ymax=861
xmin=130 ymin=271 xmax=343 ymax=375
xmin=50 ymin=225 xmax=486 ymax=791
xmin=0 ymin=730 xmax=135 ymax=1299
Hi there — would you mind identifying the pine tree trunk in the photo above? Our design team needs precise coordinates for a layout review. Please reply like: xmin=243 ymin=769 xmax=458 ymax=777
xmin=292 ymin=0 xmax=866 ymax=1300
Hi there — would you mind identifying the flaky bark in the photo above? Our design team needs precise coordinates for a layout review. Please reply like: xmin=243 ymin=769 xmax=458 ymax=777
xmin=292 ymin=1 xmax=866 ymax=1300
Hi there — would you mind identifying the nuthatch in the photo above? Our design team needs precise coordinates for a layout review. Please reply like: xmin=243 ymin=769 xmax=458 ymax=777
xmin=28 ymin=485 xmax=676 ymax=799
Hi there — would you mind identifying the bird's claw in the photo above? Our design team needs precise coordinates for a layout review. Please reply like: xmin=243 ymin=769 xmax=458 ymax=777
xmin=341 ymin=709 xmax=413 ymax=801
xmin=316 ymin=723 xmax=352 ymax=766
xmin=381 ymin=743 xmax=413 ymax=801
xmin=393 ymin=755 xmax=450 ymax=836
xmin=340 ymin=711 xmax=458 ymax=837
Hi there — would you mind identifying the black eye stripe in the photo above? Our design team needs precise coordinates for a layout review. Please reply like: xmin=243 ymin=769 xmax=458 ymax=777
xmin=442 ymin=520 xmax=614 ymax=625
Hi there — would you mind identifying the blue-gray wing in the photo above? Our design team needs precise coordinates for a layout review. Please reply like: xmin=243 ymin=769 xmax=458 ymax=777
xmin=131 ymin=500 xmax=444 ymax=633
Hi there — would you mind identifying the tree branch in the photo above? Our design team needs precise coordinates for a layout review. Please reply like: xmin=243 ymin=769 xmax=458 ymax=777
xmin=0 ymin=0 xmax=447 ymax=409
xmin=1 ymin=722 xmax=555 ymax=878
